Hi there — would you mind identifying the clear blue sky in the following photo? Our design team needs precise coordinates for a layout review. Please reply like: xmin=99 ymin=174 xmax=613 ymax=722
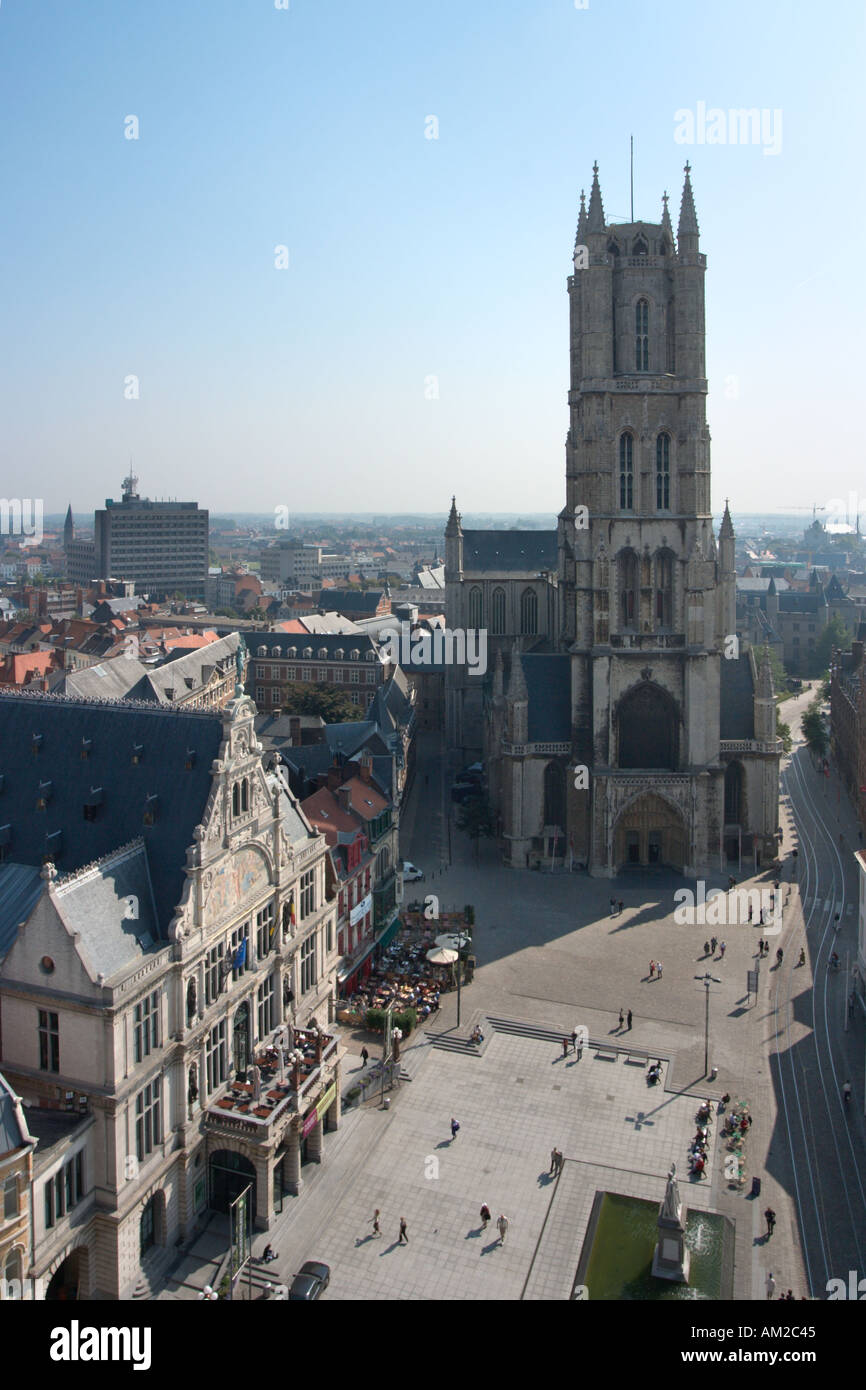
xmin=1 ymin=0 xmax=863 ymax=519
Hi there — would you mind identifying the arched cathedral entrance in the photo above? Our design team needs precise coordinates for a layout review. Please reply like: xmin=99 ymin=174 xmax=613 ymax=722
xmin=613 ymin=793 xmax=686 ymax=871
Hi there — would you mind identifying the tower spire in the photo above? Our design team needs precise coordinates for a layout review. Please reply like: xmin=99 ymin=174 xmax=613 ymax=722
xmin=720 ymin=498 xmax=734 ymax=539
xmin=586 ymin=161 xmax=605 ymax=234
xmin=445 ymin=495 xmax=462 ymax=537
xmin=661 ymin=189 xmax=674 ymax=244
xmin=677 ymin=162 xmax=699 ymax=250
xmin=576 ymin=189 xmax=587 ymax=244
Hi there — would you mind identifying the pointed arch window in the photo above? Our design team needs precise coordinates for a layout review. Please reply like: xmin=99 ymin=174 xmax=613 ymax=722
xmin=618 ymin=550 xmax=639 ymax=628
xmin=619 ymin=434 xmax=634 ymax=510
xmin=232 ymin=784 xmax=240 ymax=817
xmin=632 ymin=236 xmax=648 ymax=256
xmin=468 ymin=586 xmax=482 ymax=629
xmin=635 ymin=299 xmax=649 ymax=371
xmin=656 ymin=434 xmax=671 ymax=510
xmin=491 ymin=588 xmax=506 ymax=636
xmin=520 ymin=588 xmax=538 ymax=635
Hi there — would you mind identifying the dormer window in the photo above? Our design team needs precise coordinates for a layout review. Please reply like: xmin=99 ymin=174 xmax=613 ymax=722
xmin=287 ymin=646 xmax=297 ymax=658
xmin=258 ymin=645 xmax=268 ymax=657
xmin=350 ymin=649 xmax=360 ymax=661
xmin=36 ymin=780 xmax=52 ymax=811
xmin=318 ymin=646 xmax=328 ymax=659
xmin=80 ymin=738 xmax=91 ymax=760
xmin=184 ymin=749 xmax=196 ymax=770
xmin=44 ymin=830 xmax=61 ymax=862
xmin=303 ymin=647 xmax=313 ymax=659
xmin=83 ymin=788 xmax=103 ymax=822
xmin=32 ymin=733 xmax=43 ymax=756
xmin=143 ymin=794 xmax=158 ymax=826
xmin=132 ymin=743 xmax=143 ymax=764
xmin=365 ymin=650 xmax=376 ymax=661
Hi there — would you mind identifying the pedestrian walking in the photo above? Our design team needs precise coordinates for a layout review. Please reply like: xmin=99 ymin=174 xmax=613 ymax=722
xmin=618 ymin=900 xmax=624 ymax=915
xmin=610 ymin=897 xmax=616 ymax=917
xmin=555 ymin=1149 xmax=564 ymax=1174
xmin=496 ymin=1214 xmax=509 ymax=1245
xmin=450 ymin=1117 xmax=460 ymax=1141
xmin=549 ymin=1147 xmax=558 ymax=1174
xmin=571 ymin=1026 xmax=580 ymax=1052
xmin=627 ymin=1009 xmax=633 ymax=1031
xmin=759 ymin=909 xmax=765 ymax=926
xmin=361 ymin=1047 xmax=369 ymax=1068
xmin=765 ymin=1207 xmax=776 ymax=1238
xmin=710 ymin=936 xmax=717 ymax=954
xmin=766 ymin=1271 xmax=776 ymax=1300
xmin=656 ymin=961 xmax=663 ymax=978
xmin=649 ymin=960 xmax=655 ymax=979
xmin=561 ymin=1037 xmax=569 ymax=1059
xmin=618 ymin=1008 xmax=625 ymax=1030
xmin=480 ymin=1203 xmax=491 ymax=1230
xmin=576 ymin=1040 xmax=583 ymax=1062
xmin=371 ymin=1208 xmax=381 ymax=1237
xmin=704 ymin=940 xmax=711 ymax=957
xmin=398 ymin=1217 xmax=408 ymax=1244
xmin=719 ymin=941 xmax=726 ymax=959
xmin=776 ymin=948 xmax=783 ymax=966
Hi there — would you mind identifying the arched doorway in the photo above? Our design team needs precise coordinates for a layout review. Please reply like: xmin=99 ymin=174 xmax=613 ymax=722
xmin=613 ymin=793 xmax=686 ymax=871
xmin=46 ymin=1248 xmax=88 ymax=1301
xmin=209 ymin=1149 xmax=256 ymax=1215
xmin=616 ymin=682 xmax=679 ymax=769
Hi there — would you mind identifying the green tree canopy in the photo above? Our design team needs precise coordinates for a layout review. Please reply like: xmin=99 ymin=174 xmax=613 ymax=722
xmin=811 ymin=616 xmax=850 ymax=676
xmin=280 ymin=681 xmax=364 ymax=722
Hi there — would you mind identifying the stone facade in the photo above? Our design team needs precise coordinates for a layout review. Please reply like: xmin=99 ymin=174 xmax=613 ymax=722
xmin=0 ymin=693 xmax=339 ymax=1299
xmin=446 ymin=163 xmax=780 ymax=876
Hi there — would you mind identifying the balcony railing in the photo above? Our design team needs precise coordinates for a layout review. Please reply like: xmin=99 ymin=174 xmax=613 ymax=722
xmin=203 ymin=1030 xmax=338 ymax=1140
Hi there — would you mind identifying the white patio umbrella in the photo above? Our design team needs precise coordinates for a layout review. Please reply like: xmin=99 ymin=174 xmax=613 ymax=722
xmin=426 ymin=946 xmax=458 ymax=967
xmin=434 ymin=932 xmax=471 ymax=950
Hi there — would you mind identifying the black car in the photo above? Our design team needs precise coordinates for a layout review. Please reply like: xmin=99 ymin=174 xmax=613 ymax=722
xmin=288 ymin=1261 xmax=330 ymax=1300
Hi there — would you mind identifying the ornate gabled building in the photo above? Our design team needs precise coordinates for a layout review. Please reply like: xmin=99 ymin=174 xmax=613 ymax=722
xmin=0 ymin=684 xmax=339 ymax=1299
xmin=446 ymin=163 xmax=780 ymax=876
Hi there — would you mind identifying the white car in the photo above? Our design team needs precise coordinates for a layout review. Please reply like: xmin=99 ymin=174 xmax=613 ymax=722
xmin=402 ymin=862 xmax=424 ymax=882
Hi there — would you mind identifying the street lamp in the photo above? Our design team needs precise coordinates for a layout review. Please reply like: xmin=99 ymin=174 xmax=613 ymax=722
xmin=694 ymin=972 xmax=722 ymax=1077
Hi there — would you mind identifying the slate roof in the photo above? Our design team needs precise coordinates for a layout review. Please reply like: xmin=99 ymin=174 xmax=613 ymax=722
xmin=462 ymin=530 xmax=558 ymax=574
xmin=52 ymin=840 xmax=161 ymax=983
xmin=246 ymin=632 xmax=379 ymax=660
xmin=520 ymin=654 xmax=571 ymax=742
xmin=0 ymin=1070 xmax=33 ymax=1158
xmin=0 ymin=862 xmax=43 ymax=963
xmin=778 ymin=593 xmax=825 ymax=614
xmin=719 ymin=654 xmax=755 ymax=740
xmin=318 ymin=590 xmax=385 ymax=615
xmin=0 ymin=692 xmax=223 ymax=931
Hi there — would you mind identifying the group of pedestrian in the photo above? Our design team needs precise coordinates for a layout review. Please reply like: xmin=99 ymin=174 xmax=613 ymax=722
xmin=479 ymin=1204 xmax=508 ymax=1242
xmin=368 ymin=1209 xmax=408 ymax=1243
xmin=648 ymin=960 xmax=663 ymax=979
xmin=549 ymin=1147 xmax=564 ymax=1175
xmin=609 ymin=898 xmax=625 ymax=916
xmin=756 ymin=939 xmax=772 ymax=957
xmin=561 ymin=1028 xmax=584 ymax=1059
xmin=617 ymin=1008 xmax=633 ymax=1031
xmin=765 ymin=1271 xmax=798 ymax=1300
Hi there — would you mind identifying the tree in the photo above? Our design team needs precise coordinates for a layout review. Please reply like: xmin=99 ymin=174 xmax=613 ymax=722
xmin=811 ymin=616 xmax=850 ymax=677
xmin=776 ymin=711 xmax=792 ymax=754
xmin=280 ymin=681 xmax=363 ymax=722
xmin=801 ymin=706 xmax=827 ymax=759
xmin=456 ymin=795 xmax=495 ymax=861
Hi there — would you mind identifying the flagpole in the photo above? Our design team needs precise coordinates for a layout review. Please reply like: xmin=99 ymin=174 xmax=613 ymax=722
xmin=630 ymin=135 xmax=634 ymax=221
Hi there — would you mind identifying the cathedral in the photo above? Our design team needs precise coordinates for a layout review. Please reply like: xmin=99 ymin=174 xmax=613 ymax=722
xmin=445 ymin=163 xmax=780 ymax=877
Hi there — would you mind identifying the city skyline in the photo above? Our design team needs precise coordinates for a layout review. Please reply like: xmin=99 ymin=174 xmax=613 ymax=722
xmin=2 ymin=2 xmax=864 ymax=514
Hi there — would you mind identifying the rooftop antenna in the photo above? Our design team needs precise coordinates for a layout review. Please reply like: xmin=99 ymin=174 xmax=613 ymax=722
xmin=630 ymin=135 xmax=634 ymax=222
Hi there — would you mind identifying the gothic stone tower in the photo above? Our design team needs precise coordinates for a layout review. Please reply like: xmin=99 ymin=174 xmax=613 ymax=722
xmin=559 ymin=163 xmax=735 ymax=876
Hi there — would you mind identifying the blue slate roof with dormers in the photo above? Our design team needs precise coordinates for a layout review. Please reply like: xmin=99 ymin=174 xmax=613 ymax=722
xmin=462 ymin=530 xmax=558 ymax=574
xmin=0 ymin=692 xmax=224 ymax=934
xmin=0 ymin=862 xmax=43 ymax=963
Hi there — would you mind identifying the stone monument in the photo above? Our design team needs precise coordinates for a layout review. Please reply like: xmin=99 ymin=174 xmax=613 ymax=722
xmin=651 ymin=1162 xmax=690 ymax=1283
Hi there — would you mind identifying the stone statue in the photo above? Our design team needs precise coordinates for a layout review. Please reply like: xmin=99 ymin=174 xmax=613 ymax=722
xmin=661 ymin=1162 xmax=681 ymax=1223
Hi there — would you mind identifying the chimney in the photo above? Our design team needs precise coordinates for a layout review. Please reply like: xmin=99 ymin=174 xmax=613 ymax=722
xmin=327 ymin=754 xmax=342 ymax=792
xmin=290 ymin=715 xmax=300 ymax=745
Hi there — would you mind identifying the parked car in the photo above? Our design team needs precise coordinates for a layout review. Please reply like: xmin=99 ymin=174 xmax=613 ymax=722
xmin=402 ymin=861 xmax=424 ymax=882
xmin=288 ymin=1261 xmax=330 ymax=1300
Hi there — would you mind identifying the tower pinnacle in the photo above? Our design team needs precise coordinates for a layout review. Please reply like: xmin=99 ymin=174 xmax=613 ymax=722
xmin=586 ymin=161 xmax=605 ymax=234
xmin=677 ymin=162 xmax=699 ymax=249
